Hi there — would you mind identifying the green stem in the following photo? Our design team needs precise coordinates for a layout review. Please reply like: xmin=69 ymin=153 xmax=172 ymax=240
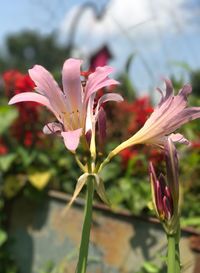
xmin=77 ymin=176 xmax=94 ymax=273
xmin=167 ymin=230 xmax=180 ymax=273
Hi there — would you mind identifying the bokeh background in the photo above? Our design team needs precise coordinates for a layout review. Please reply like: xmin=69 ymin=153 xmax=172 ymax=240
xmin=0 ymin=1 xmax=200 ymax=273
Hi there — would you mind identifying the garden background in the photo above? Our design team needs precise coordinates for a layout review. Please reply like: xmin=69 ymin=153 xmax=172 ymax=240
xmin=0 ymin=1 xmax=200 ymax=273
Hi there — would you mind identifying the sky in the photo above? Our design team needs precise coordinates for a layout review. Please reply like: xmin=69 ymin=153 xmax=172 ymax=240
xmin=1 ymin=0 xmax=200 ymax=96
xmin=0 ymin=0 xmax=106 ymax=39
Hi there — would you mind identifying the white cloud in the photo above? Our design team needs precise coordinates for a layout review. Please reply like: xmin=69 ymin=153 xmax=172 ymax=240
xmin=60 ymin=0 xmax=199 ymax=92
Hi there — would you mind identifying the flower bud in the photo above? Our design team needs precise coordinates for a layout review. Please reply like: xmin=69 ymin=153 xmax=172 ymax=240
xmin=149 ymin=137 xmax=179 ymax=234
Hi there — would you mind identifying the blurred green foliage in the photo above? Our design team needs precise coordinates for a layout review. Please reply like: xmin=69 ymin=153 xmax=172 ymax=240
xmin=0 ymin=31 xmax=70 ymax=73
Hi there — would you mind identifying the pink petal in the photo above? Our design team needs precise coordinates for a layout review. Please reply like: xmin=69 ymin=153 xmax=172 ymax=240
xmin=85 ymin=93 xmax=95 ymax=133
xmin=98 ymin=107 xmax=107 ymax=141
xmin=137 ymin=81 xmax=200 ymax=144
xmin=164 ymin=186 xmax=173 ymax=213
xmin=96 ymin=93 xmax=123 ymax=112
xmin=29 ymin=65 xmax=67 ymax=113
xmin=61 ymin=128 xmax=82 ymax=151
xmin=178 ymin=84 xmax=192 ymax=98
xmin=164 ymin=137 xmax=179 ymax=202
xmin=155 ymin=180 xmax=163 ymax=214
xmin=62 ymin=58 xmax=83 ymax=112
xmin=163 ymin=79 xmax=173 ymax=100
xmin=8 ymin=92 xmax=62 ymax=122
xmin=156 ymin=79 xmax=173 ymax=109
xmin=169 ymin=133 xmax=190 ymax=145
xmin=8 ymin=92 xmax=53 ymax=112
xmin=166 ymin=107 xmax=200 ymax=133
xmin=43 ymin=122 xmax=63 ymax=135
xmin=149 ymin=162 xmax=157 ymax=184
xmin=85 ymin=66 xmax=119 ymax=102
xmin=168 ymin=84 xmax=192 ymax=114
xmin=163 ymin=196 xmax=172 ymax=220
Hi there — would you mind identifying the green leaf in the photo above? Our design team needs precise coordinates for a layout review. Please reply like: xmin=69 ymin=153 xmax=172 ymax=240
xmin=107 ymin=187 xmax=124 ymax=207
xmin=0 ymin=154 xmax=16 ymax=172
xmin=100 ymin=162 xmax=121 ymax=182
xmin=0 ymin=105 xmax=18 ymax=135
xmin=3 ymin=175 xmax=26 ymax=198
xmin=126 ymin=154 xmax=146 ymax=177
xmin=143 ymin=261 xmax=159 ymax=273
xmin=169 ymin=61 xmax=192 ymax=72
xmin=62 ymin=173 xmax=88 ymax=214
xmin=95 ymin=175 xmax=111 ymax=206
xmin=125 ymin=53 xmax=135 ymax=73
xmin=119 ymin=178 xmax=132 ymax=197
xmin=0 ymin=229 xmax=8 ymax=246
xmin=181 ymin=217 xmax=200 ymax=228
xmin=16 ymin=147 xmax=36 ymax=167
xmin=37 ymin=153 xmax=51 ymax=165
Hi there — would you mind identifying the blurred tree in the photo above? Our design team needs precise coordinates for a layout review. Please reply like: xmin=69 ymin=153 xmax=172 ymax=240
xmin=0 ymin=31 xmax=70 ymax=73
xmin=190 ymin=70 xmax=200 ymax=97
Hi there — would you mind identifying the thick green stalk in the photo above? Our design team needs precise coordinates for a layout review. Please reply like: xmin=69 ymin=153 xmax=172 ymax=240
xmin=167 ymin=235 xmax=176 ymax=273
xmin=77 ymin=176 xmax=94 ymax=273
xmin=167 ymin=231 xmax=180 ymax=273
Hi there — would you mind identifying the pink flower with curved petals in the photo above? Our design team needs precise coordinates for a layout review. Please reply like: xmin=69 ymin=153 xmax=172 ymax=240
xmin=108 ymin=79 xmax=200 ymax=158
xmin=9 ymin=58 xmax=123 ymax=152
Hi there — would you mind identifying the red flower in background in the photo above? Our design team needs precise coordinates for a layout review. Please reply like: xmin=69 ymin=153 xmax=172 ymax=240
xmin=3 ymin=70 xmax=22 ymax=97
xmin=0 ymin=140 xmax=8 ymax=155
xmin=119 ymin=146 xmax=164 ymax=171
xmin=120 ymin=98 xmax=161 ymax=167
xmin=107 ymin=96 xmax=153 ymax=139
xmin=15 ymin=74 xmax=35 ymax=92
xmin=127 ymin=97 xmax=153 ymax=133
xmin=106 ymin=95 xmax=160 ymax=168
xmin=88 ymin=45 xmax=117 ymax=99
xmin=191 ymin=141 xmax=200 ymax=149
xmin=24 ymin=131 xmax=34 ymax=147
xmin=90 ymin=45 xmax=112 ymax=72
xmin=3 ymin=70 xmax=41 ymax=147
xmin=120 ymin=148 xmax=138 ymax=166
xmin=148 ymin=148 xmax=164 ymax=165
xmin=3 ymin=70 xmax=35 ymax=97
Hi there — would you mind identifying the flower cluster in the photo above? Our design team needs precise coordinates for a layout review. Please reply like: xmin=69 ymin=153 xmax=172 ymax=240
xmin=3 ymin=70 xmax=42 ymax=147
xmin=119 ymin=97 xmax=154 ymax=166
xmin=125 ymin=97 xmax=153 ymax=133
xmin=3 ymin=70 xmax=35 ymax=97
xmin=0 ymin=139 xmax=8 ymax=155
xmin=105 ymin=96 xmax=162 ymax=167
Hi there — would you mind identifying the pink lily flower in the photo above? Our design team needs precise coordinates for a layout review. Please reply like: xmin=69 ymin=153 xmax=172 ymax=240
xmin=107 ymin=79 xmax=200 ymax=159
xmin=8 ymin=58 xmax=123 ymax=152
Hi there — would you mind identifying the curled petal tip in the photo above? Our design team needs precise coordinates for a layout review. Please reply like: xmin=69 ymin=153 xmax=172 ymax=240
xmin=180 ymin=84 xmax=192 ymax=97
xmin=7 ymin=92 xmax=53 ymax=111
xmin=163 ymin=78 xmax=173 ymax=88
xmin=169 ymin=133 xmax=190 ymax=145
xmin=28 ymin=64 xmax=43 ymax=74
xmin=43 ymin=122 xmax=63 ymax=135
xmin=8 ymin=98 xmax=14 ymax=105
xmin=63 ymin=58 xmax=83 ymax=72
